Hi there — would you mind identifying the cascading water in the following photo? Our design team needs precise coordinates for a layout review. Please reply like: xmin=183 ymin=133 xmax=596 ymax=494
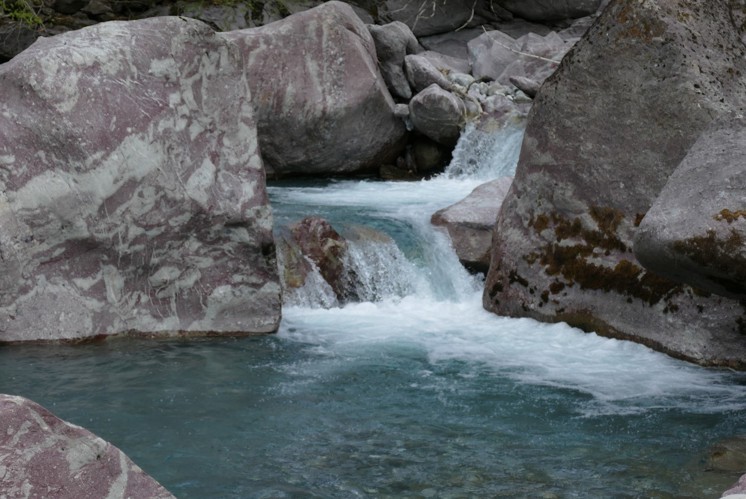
xmin=2 ymin=122 xmax=746 ymax=498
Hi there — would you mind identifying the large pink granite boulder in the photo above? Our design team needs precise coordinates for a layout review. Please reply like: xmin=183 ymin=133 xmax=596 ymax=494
xmin=0 ymin=394 xmax=174 ymax=498
xmin=223 ymin=2 xmax=407 ymax=177
xmin=0 ymin=17 xmax=281 ymax=342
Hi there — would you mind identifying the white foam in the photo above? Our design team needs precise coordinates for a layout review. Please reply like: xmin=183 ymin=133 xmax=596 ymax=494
xmin=279 ymin=291 xmax=746 ymax=415
xmin=271 ymin=122 xmax=746 ymax=417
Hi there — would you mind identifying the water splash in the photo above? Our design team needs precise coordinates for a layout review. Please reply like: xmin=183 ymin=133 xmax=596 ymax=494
xmin=342 ymin=236 xmax=419 ymax=303
xmin=277 ymin=247 xmax=339 ymax=309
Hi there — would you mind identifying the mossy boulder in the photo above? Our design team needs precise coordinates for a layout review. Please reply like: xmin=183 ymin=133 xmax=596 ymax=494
xmin=483 ymin=0 xmax=746 ymax=367
xmin=635 ymin=114 xmax=746 ymax=300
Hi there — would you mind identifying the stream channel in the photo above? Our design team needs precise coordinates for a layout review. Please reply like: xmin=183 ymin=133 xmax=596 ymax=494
xmin=2 ymin=125 xmax=746 ymax=498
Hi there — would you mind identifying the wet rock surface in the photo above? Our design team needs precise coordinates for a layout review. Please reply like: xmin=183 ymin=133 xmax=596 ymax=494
xmin=277 ymin=216 xmax=409 ymax=307
xmin=432 ymin=177 xmax=513 ymax=273
xmin=282 ymin=217 xmax=351 ymax=301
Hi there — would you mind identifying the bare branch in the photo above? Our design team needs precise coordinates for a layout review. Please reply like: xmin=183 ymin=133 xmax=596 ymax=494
xmin=454 ymin=0 xmax=477 ymax=32
xmin=481 ymin=26 xmax=562 ymax=64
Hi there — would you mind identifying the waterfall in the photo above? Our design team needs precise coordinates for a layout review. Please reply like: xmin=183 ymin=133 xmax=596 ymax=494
xmin=341 ymin=235 xmax=419 ymax=303
xmin=443 ymin=122 xmax=525 ymax=180
xmin=271 ymin=122 xmax=526 ymax=310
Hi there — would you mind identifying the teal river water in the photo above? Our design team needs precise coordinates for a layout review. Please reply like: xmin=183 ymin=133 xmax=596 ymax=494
xmin=2 ymin=125 xmax=746 ymax=498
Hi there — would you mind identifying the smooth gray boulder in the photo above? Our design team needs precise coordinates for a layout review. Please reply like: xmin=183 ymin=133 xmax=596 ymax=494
xmin=0 ymin=394 xmax=175 ymax=498
xmin=469 ymin=30 xmax=571 ymax=85
xmin=483 ymin=0 xmax=746 ymax=367
xmin=418 ymin=50 xmax=471 ymax=75
xmin=634 ymin=115 xmax=746 ymax=300
xmin=223 ymin=1 xmax=406 ymax=177
xmin=368 ymin=21 xmax=422 ymax=100
xmin=0 ymin=17 xmax=281 ymax=342
xmin=404 ymin=53 xmax=454 ymax=93
xmin=432 ymin=177 xmax=513 ymax=273
xmin=496 ymin=0 xmax=603 ymax=22
xmin=409 ymin=84 xmax=467 ymax=146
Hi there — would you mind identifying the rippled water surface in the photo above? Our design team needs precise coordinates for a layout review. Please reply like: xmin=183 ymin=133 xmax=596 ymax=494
xmin=2 ymin=125 xmax=746 ymax=498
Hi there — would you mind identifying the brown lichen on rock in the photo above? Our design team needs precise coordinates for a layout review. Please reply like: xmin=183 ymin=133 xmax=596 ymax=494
xmin=616 ymin=1 xmax=668 ymax=43
xmin=715 ymin=208 xmax=746 ymax=223
xmin=546 ymin=207 xmax=629 ymax=253
xmin=526 ymin=210 xmax=682 ymax=306
xmin=672 ymin=229 xmax=746 ymax=295
xmin=634 ymin=213 xmax=646 ymax=227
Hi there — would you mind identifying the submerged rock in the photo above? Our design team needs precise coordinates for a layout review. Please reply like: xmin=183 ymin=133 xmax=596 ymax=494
xmin=483 ymin=0 xmax=746 ymax=367
xmin=0 ymin=17 xmax=281 ymax=342
xmin=0 ymin=394 xmax=175 ymax=498
xmin=634 ymin=114 xmax=746 ymax=300
xmin=709 ymin=435 xmax=746 ymax=473
xmin=432 ymin=177 xmax=513 ymax=273
xmin=277 ymin=217 xmax=413 ymax=307
xmin=282 ymin=217 xmax=351 ymax=301
xmin=223 ymin=1 xmax=406 ymax=177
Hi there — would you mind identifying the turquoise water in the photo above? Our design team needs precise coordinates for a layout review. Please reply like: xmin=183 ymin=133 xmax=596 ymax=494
xmin=3 ymin=126 xmax=746 ymax=497
xmin=2 ymin=327 xmax=746 ymax=498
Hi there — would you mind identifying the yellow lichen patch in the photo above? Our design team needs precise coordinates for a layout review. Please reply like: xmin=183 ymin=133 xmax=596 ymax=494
xmin=715 ymin=209 xmax=746 ymax=223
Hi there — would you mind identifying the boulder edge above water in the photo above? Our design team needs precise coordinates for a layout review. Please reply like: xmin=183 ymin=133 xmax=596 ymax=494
xmin=0 ymin=393 xmax=175 ymax=498
xmin=0 ymin=17 xmax=281 ymax=342
xmin=483 ymin=0 xmax=746 ymax=367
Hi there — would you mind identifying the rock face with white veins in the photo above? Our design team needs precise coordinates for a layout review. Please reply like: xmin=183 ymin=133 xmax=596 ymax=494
xmin=0 ymin=394 xmax=176 ymax=498
xmin=0 ymin=16 xmax=281 ymax=342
